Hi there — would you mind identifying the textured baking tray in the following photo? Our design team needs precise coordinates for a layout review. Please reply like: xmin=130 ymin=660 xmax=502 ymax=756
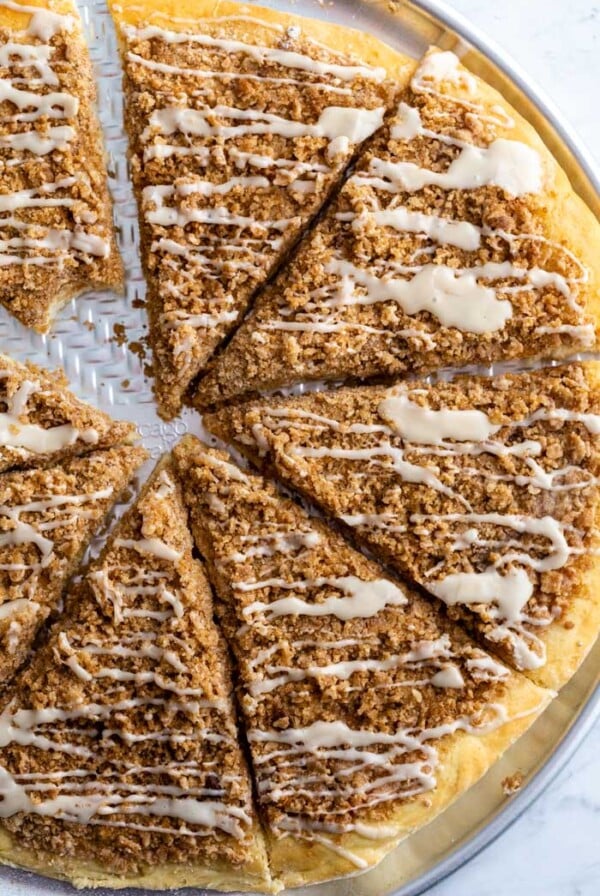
xmin=1 ymin=0 xmax=599 ymax=894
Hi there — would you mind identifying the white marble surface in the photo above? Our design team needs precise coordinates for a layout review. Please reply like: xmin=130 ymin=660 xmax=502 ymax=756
xmin=424 ymin=7 xmax=600 ymax=895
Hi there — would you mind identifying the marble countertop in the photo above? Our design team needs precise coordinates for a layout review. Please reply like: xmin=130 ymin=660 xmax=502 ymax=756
xmin=425 ymin=5 xmax=600 ymax=895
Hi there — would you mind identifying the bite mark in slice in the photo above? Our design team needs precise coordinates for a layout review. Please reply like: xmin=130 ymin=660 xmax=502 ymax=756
xmin=0 ymin=0 xmax=123 ymax=332
xmin=0 ymin=352 xmax=138 ymax=473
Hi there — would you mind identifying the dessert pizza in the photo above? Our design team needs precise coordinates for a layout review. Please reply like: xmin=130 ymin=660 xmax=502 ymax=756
xmin=0 ymin=0 xmax=598 ymax=892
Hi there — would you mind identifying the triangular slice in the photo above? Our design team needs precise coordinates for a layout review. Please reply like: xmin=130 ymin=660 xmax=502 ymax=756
xmin=0 ymin=444 xmax=147 ymax=688
xmin=110 ymin=0 xmax=413 ymax=418
xmin=0 ymin=456 xmax=272 ymax=892
xmin=0 ymin=352 xmax=138 ymax=473
xmin=173 ymin=435 xmax=549 ymax=889
xmin=206 ymin=363 xmax=600 ymax=692
xmin=0 ymin=0 xmax=122 ymax=332
xmin=196 ymin=48 xmax=600 ymax=408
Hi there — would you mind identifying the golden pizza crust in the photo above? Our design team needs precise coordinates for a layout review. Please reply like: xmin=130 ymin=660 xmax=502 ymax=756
xmin=525 ymin=360 xmax=600 ymax=691
xmin=0 ymin=826 xmax=278 ymax=893
xmin=267 ymin=674 xmax=551 ymax=889
xmin=109 ymin=0 xmax=414 ymax=81
xmin=449 ymin=59 xmax=600 ymax=347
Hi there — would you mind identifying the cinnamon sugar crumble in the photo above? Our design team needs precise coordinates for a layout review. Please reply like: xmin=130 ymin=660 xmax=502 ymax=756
xmin=119 ymin=15 xmax=397 ymax=417
xmin=174 ymin=436 xmax=514 ymax=850
xmin=206 ymin=363 xmax=600 ymax=677
xmin=502 ymin=771 xmax=524 ymax=795
xmin=0 ymin=2 xmax=122 ymax=332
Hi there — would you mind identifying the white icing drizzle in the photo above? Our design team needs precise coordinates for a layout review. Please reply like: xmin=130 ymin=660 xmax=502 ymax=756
xmin=319 ymin=257 xmax=513 ymax=333
xmin=430 ymin=566 xmax=534 ymax=623
xmin=227 ymin=528 xmax=320 ymax=563
xmin=286 ymin=441 xmax=465 ymax=506
xmin=0 ymin=5 xmax=110 ymax=269
xmin=0 ymin=487 xmax=113 ymax=571
xmin=0 ymin=471 xmax=252 ymax=841
xmin=124 ymin=19 xmax=388 ymax=352
xmin=378 ymin=394 xmax=501 ymax=444
xmin=240 ymin=632 xmax=472 ymax=698
xmin=255 ymin=53 xmax=590 ymax=351
xmin=236 ymin=575 xmax=408 ymax=621
xmin=144 ymin=104 xmax=384 ymax=155
xmin=410 ymin=50 xmax=513 ymax=128
xmin=368 ymin=134 xmax=543 ymax=197
xmin=124 ymin=22 xmax=386 ymax=82
xmin=341 ymin=205 xmax=481 ymax=251
xmin=126 ymin=50 xmax=355 ymax=96
xmin=0 ymin=373 xmax=99 ymax=455
xmin=250 ymin=385 xmax=599 ymax=669
xmin=114 ymin=536 xmax=182 ymax=562
xmin=0 ymin=78 xmax=78 ymax=121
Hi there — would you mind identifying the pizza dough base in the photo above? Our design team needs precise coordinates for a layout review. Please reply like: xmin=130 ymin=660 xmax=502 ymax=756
xmin=266 ymin=673 xmax=551 ymax=889
xmin=0 ymin=826 xmax=278 ymax=893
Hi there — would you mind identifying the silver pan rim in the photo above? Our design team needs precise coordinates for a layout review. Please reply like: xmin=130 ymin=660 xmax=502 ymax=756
xmin=391 ymin=1 xmax=600 ymax=892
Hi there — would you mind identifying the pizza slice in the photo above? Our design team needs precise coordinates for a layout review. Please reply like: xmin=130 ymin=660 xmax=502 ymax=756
xmin=111 ymin=0 xmax=413 ymax=417
xmin=173 ymin=435 xmax=549 ymax=888
xmin=205 ymin=362 xmax=600 ymax=691
xmin=196 ymin=48 xmax=600 ymax=408
xmin=0 ymin=0 xmax=122 ymax=331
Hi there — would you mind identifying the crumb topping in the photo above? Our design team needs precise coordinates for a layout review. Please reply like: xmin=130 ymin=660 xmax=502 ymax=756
xmin=174 ymin=436 xmax=514 ymax=852
xmin=0 ymin=459 xmax=259 ymax=873
xmin=0 ymin=0 xmax=121 ymax=331
xmin=206 ymin=363 xmax=600 ymax=671
xmin=197 ymin=49 xmax=596 ymax=407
